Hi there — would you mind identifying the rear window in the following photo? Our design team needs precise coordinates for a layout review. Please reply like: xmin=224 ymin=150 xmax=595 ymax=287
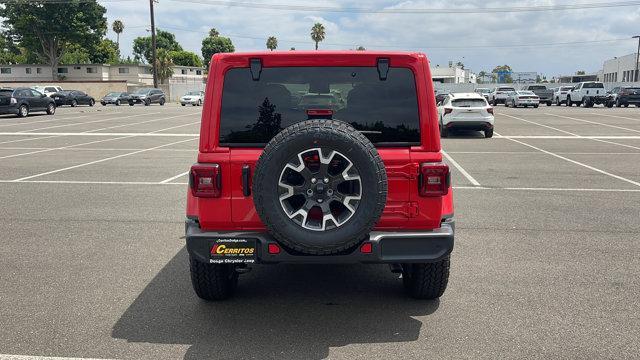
xmin=583 ymin=83 xmax=604 ymax=89
xmin=219 ymin=66 xmax=420 ymax=146
xmin=452 ymin=98 xmax=487 ymax=107
xmin=527 ymin=86 xmax=546 ymax=90
xmin=497 ymin=87 xmax=515 ymax=91
xmin=0 ymin=89 xmax=13 ymax=96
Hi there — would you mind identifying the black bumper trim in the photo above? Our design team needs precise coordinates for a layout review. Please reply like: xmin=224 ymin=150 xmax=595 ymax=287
xmin=185 ymin=219 xmax=454 ymax=265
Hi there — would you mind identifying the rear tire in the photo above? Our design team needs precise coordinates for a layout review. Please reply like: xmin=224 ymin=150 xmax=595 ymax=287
xmin=116 ymin=100 xmax=121 ymax=106
xmin=198 ymin=99 xmax=203 ymax=106
xmin=17 ymin=104 xmax=29 ymax=118
xmin=71 ymin=99 xmax=78 ymax=107
xmin=546 ymin=101 xmax=552 ymax=106
xmin=89 ymin=99 xmax=95 ymax=107
xmin=46 ymin=103 xmax=56 ymax=115
xmin=129 ymin=102 xmax=135 ymax=106
xmin=485 ymin=128 xmax=494 ymax=138
xmin=144 ymin=99 xmax=151 ymax=106
xmin=440 ymin=123 xmax=449 ymax=138
xmin=534 ymin=104 xmax=539 ymax=108
xmin=402 ymin=256 xmax=451 ymax=300
xmin=160 ymin=98 xmax=166 ymax=106
xmin=189 ymin=255 xmax=238 ymax=301
xmin=566 ymin=97 xmax=572 ymax=107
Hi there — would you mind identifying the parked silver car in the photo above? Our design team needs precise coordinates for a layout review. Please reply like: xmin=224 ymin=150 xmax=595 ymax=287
xmin=505 ymin=90 xmax=540 ymax=108
xmin=180 ymin=91 xmax=204 ymax=106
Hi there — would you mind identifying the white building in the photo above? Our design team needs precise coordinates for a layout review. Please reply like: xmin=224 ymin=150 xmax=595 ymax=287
xmin=431 ymin=65 xmax=477 ymax=84
xmin=602 ymin=53 xmax=640 ymax=83
xmin=0 ymin=63 xmax=205 ymax=85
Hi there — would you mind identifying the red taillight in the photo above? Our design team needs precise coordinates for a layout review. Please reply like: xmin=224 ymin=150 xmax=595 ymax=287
xmin=190 ymin=164 xmax=221 ymax=198
xmin=360 ymin=242 xmax=372 ymax=254
xmin=268 ymin=243 xmax=281 ymax=254
xmin=444 ymin=108 xmax=453 ymax=115
xmin=487 ymin=107 xmax=494 ymax=115
xmin=419 ymin=162 xmax=450 ymax=197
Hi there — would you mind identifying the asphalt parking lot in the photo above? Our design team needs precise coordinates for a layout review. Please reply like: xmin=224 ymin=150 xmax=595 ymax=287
xmin=0 ymin=103 xmax=639 ymax=359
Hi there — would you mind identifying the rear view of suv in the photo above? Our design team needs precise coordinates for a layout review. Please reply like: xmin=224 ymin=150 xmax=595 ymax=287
xmin=488 ymin=86 xmax=516 ymax=105
xmin=186 ymin=52 xmax=454 ymax=301
xmin=129 ymin=88 xmax=166 ymax=106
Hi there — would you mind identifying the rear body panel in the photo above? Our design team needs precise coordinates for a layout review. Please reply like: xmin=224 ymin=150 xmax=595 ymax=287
xmin=190 ymin=51 xmax=448 ymax=232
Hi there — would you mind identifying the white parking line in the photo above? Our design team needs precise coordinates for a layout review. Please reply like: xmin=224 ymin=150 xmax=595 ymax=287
xmin=494 ymin=135 xmax=640 ymax=139
xmin=503 ymin=137 xmax=640 ymax=188
xmin=590 ymin=112 xmax=640 ymax=122
xmin=498 ymin=113 xmax=579 ymax=136
xmin=84 ymin=113 xmax=198 ymax=133
xmin=13 ymin=138 xmax=197 ymax=181
xmin=0 ymin=146 xmax=196 ymax=152
xmin=159 ymin=170 xmax=190 ymax=184
xmin=19 ymin=112 xmax=163 ymax=132
xmin=446 ymin=151 xmax=640 ymax=155
xmin=545 ymin=113 xmax=640 ymax=134
xmin=0 ymin=112 xmax=121 ymax=128
xmin=0 ymin=354 xmax=115 ymax=360
xmin=441 ymin=150 xmax=481 ymax=186
xmin=2 ymin=180 xmax=640 ymax=193
xmin=0 ymin=132 xmax=198 ymax=137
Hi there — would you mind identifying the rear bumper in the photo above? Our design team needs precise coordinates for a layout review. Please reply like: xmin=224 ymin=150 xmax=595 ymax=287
xmin=619 ymin=95 xmax=640 ymax=104
xmin=185 ymin=218 xmax=455 ymax=264
xmin=445 ymin=120 xmax=493 ymax=131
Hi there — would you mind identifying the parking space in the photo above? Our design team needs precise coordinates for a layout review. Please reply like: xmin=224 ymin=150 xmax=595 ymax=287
xmin=1 ymin=103 xmax=639 ymax=359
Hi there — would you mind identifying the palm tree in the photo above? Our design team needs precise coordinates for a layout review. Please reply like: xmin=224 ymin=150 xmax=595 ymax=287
xmin=310 ymin=23 xmax=325 ymax=50
xmin=478 ymin=71 xmax=487 ymax=84
xmin=112 ymin=20 xmax=124 ymax=51
xmin=266 ymin=36 xmax=278 ymax=51
xmin=155 ymin=49 xmax=174 ymax=84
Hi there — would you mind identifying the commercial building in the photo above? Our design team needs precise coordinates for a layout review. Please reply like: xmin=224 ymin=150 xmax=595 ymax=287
xmin=431 ymin=64 xmax=477 ymax=84
xmin=0 ymin=63 xmax=205 ymax=85
xmin=602 ymin=53 xmax=640 ymax=83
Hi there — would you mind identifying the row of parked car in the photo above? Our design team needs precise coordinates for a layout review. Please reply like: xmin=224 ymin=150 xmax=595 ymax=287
xmin=0 ymin=85 xmax=206 ymax=118
xmin=466 ymin=82 xmax=640 ymax=108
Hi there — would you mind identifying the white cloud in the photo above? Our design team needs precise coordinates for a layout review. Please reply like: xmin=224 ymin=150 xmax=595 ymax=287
xmin=101 ymin=0 xmax=640 ymax=76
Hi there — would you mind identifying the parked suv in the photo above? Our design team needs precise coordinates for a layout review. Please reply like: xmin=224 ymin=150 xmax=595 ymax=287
xmin=608 ymin=86 xmax=640 ymax=107
xmin=566 ymin=81 xmax=607 ymax=107
xmin=553 ymin=86 xmax=574 ymax=106
xmin=186 ymin=51 xmax=455 ymax=301
xmin=437 ymin=92 xmax=494 ymax=138
xmin=0 ymin=87 xmax=56 ymax=117
xmin=129 ymin=88 xmax=166 ymax=106
xmin=488 ymin=86 xmax=516 ymax=105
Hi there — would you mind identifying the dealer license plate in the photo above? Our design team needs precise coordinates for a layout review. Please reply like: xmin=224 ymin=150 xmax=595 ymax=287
xmin=209 ymin=238 xmax=257 ymax=264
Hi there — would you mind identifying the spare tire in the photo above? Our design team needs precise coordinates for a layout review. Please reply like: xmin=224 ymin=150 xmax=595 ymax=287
xmin=253 ymin=119 xmax=387 ymax=255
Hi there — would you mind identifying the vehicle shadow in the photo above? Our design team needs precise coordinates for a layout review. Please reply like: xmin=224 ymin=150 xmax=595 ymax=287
xmin=445 ymin=130 xmax=487 ymax=139
xmin=112 ymin=247 xmax=440 ymax=360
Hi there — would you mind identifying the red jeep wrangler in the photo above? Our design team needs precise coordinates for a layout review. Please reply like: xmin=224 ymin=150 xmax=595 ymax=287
xmin=186 ymin=51 xmax=454 ymax=300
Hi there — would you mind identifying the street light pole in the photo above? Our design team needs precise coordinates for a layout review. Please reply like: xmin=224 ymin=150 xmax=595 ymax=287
xmin=150 ymin=0 xmax=158 ymax=88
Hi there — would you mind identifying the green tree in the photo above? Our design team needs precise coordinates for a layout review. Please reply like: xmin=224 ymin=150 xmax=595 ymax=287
xmin=155 ymin=48 xmax=174 ymax=84
xmin=112 ymin=20 xmax=124 ymax=51
xmin=266 ymin=36 xmax=278 ymax=51
xmin=0 ymin=0 xmax=107 ymax=80
xmin=356 ymin=46 xmax=366 ymax=51
xmin=290 ymin=47 xmax=296 ymax=51
xmin=478 ymin=71 xmax=487 ymax=84
xmin=59 ymin=43 xmax=91 ymax=64
xmin=91 ymin=39 xmax=120 ymax=64
xmin=0 ymin=31 xmax=26 ymax=64
xmin=576 ymin=70 xmax=586 ymax=75
xmin=168 ymin=50 xmax=203 ymax=67
xmin=311 ymin=23 xmax=326 ymax=50
xmin=201 ymin=29 xmax=234 ymax=68
xmin=133 ymin=29 xmax=182 ymax=64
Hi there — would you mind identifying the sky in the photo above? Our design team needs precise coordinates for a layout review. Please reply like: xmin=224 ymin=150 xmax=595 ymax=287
xmin=101 ymin=0 xmax=640 ymax=78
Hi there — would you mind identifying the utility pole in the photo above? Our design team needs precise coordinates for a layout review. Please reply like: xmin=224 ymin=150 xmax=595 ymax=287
xmin=150 ymin=0 xmax=158 ymax=88
xmin=633 ymin=35 xmax=640 ymax=82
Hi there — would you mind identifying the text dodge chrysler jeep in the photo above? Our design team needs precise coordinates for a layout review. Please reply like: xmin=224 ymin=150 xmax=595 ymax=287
xmin=186 ymin=51 xmax=455 ymax=300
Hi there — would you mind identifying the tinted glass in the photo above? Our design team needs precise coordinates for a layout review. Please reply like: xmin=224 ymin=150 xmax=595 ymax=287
xmin=219 ymin=67 xmax=420 ymax=146
xmin=583 ymin=83 xmax=604 ymax=89
xmin=0 ymin=89 xmax=13 ymax=96
xmin=498 ymin=87 xmax=515 ymax=91
xmin=452 ymin=99 xmax=487 ymax=107
xmin=527 ymin=85 xmax=546 ymax=90
xmin=30 ymin=90 xmax=42 ymax=97
xmin=45 ymin=87 xmax=57 ymax=92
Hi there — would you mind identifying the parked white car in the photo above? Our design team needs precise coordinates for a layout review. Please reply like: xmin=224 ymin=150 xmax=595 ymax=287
xmin=474 ymin=88 xmax=491 ymax=100
xmin=437 ymin=92 xmax=495 ymax=138
xmin=488 ymin=86 xmax=516 ymax=106
xmin=553 ymin=86 xmax=574 ymax=105
xmin=180 ymin=91 xmax=204 ymax=106
xmin=31 ymin=85 xmax=63 ymax=97
xmin=505 ymin=90 xmax=540 ymax=108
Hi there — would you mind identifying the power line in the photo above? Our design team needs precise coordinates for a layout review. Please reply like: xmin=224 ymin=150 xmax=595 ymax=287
xmin=165 ymin=0 xmax=640 ymax=14
xmin=159 ymin=25 xmax=634 ymax=50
